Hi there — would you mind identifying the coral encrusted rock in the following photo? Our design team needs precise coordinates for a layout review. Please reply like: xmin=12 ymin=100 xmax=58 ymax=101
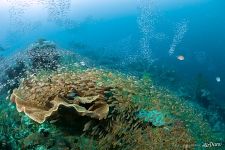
xmin=10 ymin=70 xmax=112 ymax=123
xmin=27 ymin=40 xmax=60 ymax=70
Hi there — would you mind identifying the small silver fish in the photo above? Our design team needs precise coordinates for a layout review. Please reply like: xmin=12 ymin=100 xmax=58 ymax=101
xmin=216 ymin=77 xmax=221 ymax=82
xmin=50 ymin=119 xmax=59 ymax=123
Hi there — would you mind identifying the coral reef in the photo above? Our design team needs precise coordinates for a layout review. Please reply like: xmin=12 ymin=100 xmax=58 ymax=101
xmin=0 ymin=64 xmax=223 ymax=149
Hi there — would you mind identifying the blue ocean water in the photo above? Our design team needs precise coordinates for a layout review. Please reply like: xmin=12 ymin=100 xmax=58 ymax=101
xmin=0 ymin=0 xmax=225 ymax=149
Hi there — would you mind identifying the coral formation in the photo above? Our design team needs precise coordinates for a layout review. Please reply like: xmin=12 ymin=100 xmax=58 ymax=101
xmin=27 ymin=39 xmax=60 ymax=70
xmin=137 ymin=109 xmax=166 ymax=126
xmin=0 ymin=58 xmax=27 ymax=95
xmin=10 ymin=71 xmax=111 ymax=124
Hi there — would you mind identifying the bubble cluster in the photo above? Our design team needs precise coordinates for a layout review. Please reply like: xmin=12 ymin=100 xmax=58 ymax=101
xmin=169 ymin=20 xmax=188 ymax=56
xmin=6 ymin=0 xmax=41 ymax=35
xmin=137 ymin=0 xmax=157 ymax=67
xmin=5 ymin=0 xmax=73 ymax=32
xmin=45 ymin=0 xmax=72 ymax=28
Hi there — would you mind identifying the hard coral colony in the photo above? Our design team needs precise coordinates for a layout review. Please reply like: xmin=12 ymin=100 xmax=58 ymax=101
xmin=10 ymin=71 xmax=110 ymax=124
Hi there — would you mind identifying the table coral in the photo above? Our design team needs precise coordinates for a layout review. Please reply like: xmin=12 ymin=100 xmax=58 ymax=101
xmin=10 ymin=71 xmax=112 ymax=124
